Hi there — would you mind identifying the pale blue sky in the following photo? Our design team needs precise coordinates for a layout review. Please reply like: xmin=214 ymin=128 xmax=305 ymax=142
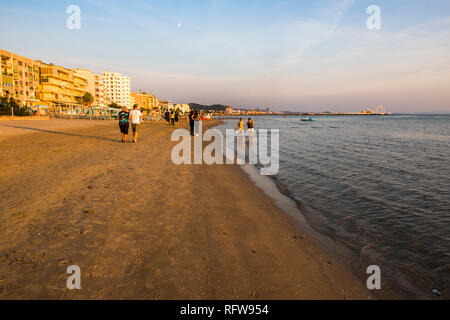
xmin=1 ymin=0 xmax=450 ymax=112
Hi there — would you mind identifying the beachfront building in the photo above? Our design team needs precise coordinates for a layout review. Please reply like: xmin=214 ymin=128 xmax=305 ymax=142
xmin=131 ymin=92 xmax=159 ymax=110
xmin=225 ymin=106 xmax=234 ymax=114
xmin=159 ymin=100 xmax=174 ymax=111
xmin=73 ymin=69 xmax=106 ymax=107
xmin=102 ymin=71 xmax=131 ymax=109
xmin=36 ymin=63 xmax=89 ymax=112
xmin=174 ymin=104 xmax=191 ymax=113
xmin=94 ymin=73 xmax=106 ymax=107
xmin=0 ymin=49 xmax=41 ymax=107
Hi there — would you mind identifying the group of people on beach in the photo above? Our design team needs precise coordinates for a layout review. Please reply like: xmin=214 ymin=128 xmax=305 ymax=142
xmin=118 ymin=104 xmax=143 ymax=143
xmin=164 ymin=110 xmax=180 ymax=126
xmin=118 ymin=107 xmax=256 ymax=142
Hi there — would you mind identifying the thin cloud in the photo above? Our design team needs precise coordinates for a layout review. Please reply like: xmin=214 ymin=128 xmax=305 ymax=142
xmin=270 ymin=0 xmax=356 ymax=73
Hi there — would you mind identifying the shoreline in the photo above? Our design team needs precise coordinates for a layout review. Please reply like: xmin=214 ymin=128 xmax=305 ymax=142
xmin=214 ymin=119 xmax=430 ymax=300
xmin=0 ymin=119 xmax=372 ymax=299
xmin=238 ymin=164 xmax=407 ymax=299
xmin=214 ymin=120 xmax=415 ymax=299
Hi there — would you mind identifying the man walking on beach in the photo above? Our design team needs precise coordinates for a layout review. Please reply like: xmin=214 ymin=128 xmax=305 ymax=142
xmin=129 ymin=104 xmax=143 ymax=143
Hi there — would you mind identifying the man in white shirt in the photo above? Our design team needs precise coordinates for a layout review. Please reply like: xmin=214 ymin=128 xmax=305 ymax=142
xmin=129 ymin=104 xmax=143 ymax=143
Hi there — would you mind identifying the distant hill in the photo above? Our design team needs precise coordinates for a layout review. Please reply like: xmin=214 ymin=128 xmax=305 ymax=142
xmin=189 ymin=103 xmax=231 ymax=111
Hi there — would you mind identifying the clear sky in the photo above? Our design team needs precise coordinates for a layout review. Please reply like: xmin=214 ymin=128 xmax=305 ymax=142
xmin=1 ymin=0 xmax=450 ymax=112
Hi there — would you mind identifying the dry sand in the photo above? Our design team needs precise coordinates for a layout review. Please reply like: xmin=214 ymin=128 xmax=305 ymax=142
xmin=0 ymin=119 xmax=372 ymax=299
xmin=0 ymin=119 xmax=108 ymax=140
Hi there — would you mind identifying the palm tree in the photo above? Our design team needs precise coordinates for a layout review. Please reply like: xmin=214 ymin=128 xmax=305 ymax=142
xmin=82 ymin=92 xmax=94 ymax=108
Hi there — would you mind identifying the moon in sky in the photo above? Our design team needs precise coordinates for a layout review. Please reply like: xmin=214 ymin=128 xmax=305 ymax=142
xmin=177 ymin=23 xmax=182 ymax=28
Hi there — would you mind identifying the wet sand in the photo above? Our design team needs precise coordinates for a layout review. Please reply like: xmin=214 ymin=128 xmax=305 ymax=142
xmin=0 ymin=119 xmax=372 ymax=299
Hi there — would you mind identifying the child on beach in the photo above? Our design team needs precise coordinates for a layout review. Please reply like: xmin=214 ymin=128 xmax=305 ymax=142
xmin=118 ymin=107 xmax=130 ymax=142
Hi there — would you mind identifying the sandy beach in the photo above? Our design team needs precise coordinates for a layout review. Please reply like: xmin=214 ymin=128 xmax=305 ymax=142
xmin=0 ymin=119 xmax=372 ymax=299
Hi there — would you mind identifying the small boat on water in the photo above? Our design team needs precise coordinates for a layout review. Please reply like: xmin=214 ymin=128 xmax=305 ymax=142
xmin=301 ymin=117 xmax=316 ymax=122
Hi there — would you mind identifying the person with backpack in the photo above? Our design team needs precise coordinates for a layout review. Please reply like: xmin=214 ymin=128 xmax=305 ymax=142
xmin=118 ymin=107 xmax=130 ymax=142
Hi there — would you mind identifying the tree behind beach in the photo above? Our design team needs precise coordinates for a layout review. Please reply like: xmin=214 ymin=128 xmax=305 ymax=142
xmin=0 ymin=97 xmax=31 ymax=116
xmin=82 ymin=92 xmax=94 ymax=108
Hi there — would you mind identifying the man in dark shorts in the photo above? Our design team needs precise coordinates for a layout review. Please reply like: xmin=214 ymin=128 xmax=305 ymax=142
xmin=118 ymin=107 xmax=130 ymax=142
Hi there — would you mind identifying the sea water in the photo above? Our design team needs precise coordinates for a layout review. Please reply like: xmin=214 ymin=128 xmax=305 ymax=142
xmin=217 ymin=114 xmax=450 ymax=299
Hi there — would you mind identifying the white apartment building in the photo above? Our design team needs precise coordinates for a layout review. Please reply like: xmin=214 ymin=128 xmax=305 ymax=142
xmin=102 ymin=71 xmax=131 ymax=108
xmin=174 ymin=104 xmax=191 ymax=113
xmin=160 ymin=100 xmax=174 ymax=111
xmin=73 ymin=69 xmax=106 ymax=107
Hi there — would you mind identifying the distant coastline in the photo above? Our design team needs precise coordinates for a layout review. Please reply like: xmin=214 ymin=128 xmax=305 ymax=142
xmin=188 ymin=103 xmax=391 ymax=116
xmin=217 ymin=112 xmax=392 ymax=117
